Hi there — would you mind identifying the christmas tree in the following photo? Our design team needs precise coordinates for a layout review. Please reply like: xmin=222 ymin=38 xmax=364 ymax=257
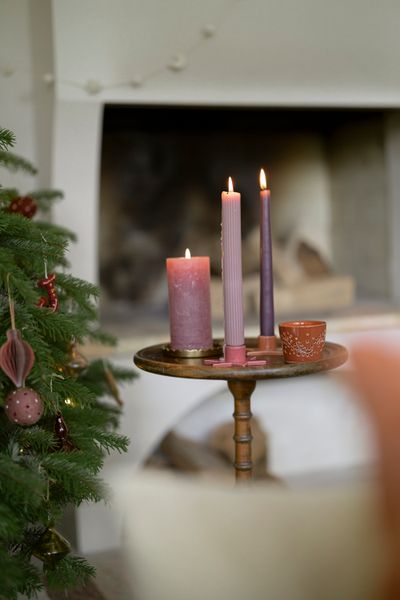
xmin=0 ymin=127 xmax=134 ymax=599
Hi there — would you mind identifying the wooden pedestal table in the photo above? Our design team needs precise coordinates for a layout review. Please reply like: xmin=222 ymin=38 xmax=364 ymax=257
xmin=134 ymin=339 xmax=347 ymax=483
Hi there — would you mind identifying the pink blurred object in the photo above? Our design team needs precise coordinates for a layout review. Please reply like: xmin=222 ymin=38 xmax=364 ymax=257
xmin=352 ymin=343 xmax=400 ymax=600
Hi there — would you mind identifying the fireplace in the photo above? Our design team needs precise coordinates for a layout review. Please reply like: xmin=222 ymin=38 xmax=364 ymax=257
xmin=44 ymin=0 xmax=400 ymax=555
xmin=98 ymin=104 xmax=396 ymax=332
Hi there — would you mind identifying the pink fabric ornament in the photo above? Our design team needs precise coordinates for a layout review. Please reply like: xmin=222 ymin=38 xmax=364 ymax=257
xmin=0 ymin=329 xmax=35 ymax=387
xmin=4 ymin=387 xmax=43 ymax=426
xmin=55 ymin=411 xmax=76 ymax=451
xmin=37 ymin=273 xmax=59 ymax=311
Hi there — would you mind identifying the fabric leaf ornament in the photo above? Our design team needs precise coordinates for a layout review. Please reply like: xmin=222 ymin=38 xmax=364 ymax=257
xmin=0 ymin=329 xmax=35 ymax=387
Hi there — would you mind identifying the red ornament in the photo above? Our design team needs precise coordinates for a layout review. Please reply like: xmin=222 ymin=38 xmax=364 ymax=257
xmin=5 ymin=387 xmax=43 ymax=426
xmin=37 ymin=273 xmax=59 ymax=311
xmin=7 ymin=196 xmax=37 ymax=219
xmin=0 ymin=329 xmax=35 ymax=387
xmin=54 ymin=411 xmax=76 ymax=451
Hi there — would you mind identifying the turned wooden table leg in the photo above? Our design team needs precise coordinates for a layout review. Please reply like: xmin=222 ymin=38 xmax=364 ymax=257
xmin=228 ymin=379 xmax=256 ymax=483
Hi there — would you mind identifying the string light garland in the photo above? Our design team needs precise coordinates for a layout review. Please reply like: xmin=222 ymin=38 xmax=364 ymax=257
xmin=1 ymin=1 xmax=241 ymax=97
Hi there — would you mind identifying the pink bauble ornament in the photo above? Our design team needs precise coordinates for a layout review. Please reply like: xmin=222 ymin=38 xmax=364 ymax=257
xmin=5 ymin=387 xmax=43 ymax=426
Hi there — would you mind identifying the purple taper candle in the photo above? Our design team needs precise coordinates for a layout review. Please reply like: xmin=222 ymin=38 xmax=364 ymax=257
xmin=221 ymin=177 xmax=245 ymax=348
xmin=259 ymin=169 xmax=275 ymax=336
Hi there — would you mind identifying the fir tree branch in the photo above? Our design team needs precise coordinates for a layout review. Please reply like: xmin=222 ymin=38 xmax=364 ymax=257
xmin=0 ymin=151 xmax=37 ymax=175
xmin=63 ymin=404 xmax=122 ymax=431
xmin=72 ymin=427 xmax=129 ymax=455
xmin=50 ymin=378 xmax=98 ymax=409
xmin=42 ymin=454 xmax=108 ymax=503
xmin=56 ymin=273 xmax=99 ymax=299
xmin=14 ymin=427 xmax=57 ymax=454
xmin=87 ymin=328 xmax=117 ymax=346
xmin=27 ymin=189 xmax=63 ymax=202
xmin=0 ymin=126 xmax=135 ymax=599
xmin=0 ymin=128 xmax=15 ymax=151
xmin=0 ymin=505 xmax=24 ymax=541
xmin=29 ymin=308 xmax=90 ymax=344
xmin=44 ymin=555 xmax=95 ymax=591
xmin=79 ymin=359 xmax=137 ymax=400
xmin=0 ymin=456 xmax=46 ymax=505
xmin=0 ymin=188 xmax=18 ymax=205
xmin=0 ymin=254 xmax=39 ymax=304
xmin=0 ymin=551 xmax=42 ymax=600
xmin=35 ymin=221 xmax=77 ymax=242
xmin=56 ymin=274 xmax=99 ymax=319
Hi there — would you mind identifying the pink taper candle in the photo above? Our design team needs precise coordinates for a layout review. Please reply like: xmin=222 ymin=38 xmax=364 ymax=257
xmin=166 ymin=249 xmax=213 ymax=350
xmin=221 ymin=178 xmax=245 ymax=348
xmin=259 ymin=169 xmax=275 ymax=336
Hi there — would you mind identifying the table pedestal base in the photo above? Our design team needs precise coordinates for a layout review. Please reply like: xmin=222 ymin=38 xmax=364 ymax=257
xmin=228 ymin=379 xmax=257 ymax=483
xmin=134 ymin=339 xmax=348 ymax=483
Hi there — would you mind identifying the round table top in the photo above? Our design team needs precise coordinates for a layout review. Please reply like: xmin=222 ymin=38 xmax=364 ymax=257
xmin=134 ymin=338 xmax=348 ymax=381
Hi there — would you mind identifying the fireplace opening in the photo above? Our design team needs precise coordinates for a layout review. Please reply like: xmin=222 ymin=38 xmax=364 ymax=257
xmin=99 ymin=105 xmax=393 ymax=334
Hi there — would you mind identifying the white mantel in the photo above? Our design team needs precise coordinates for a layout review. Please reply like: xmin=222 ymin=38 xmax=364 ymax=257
xmin=52 ymin=0 xmax=400 ymax=107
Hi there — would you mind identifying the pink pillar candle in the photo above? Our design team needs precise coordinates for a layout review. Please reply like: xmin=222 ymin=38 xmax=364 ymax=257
xmin=166 ymin=250 xmax=213 ymax=350
xmin=221 ymin=178 xmax=245 ymax=347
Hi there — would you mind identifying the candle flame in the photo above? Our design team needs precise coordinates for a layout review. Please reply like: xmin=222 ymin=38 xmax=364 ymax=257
xmin=228 ymin=177 xmax=234 ymax=193
xmin=185 ymin=248 xmax=191 ymax=259
xmin=259 ymin=168 xmax=267 ymax=190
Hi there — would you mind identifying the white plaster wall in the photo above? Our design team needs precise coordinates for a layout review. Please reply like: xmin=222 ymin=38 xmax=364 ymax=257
xmin=0 ymin=0 xmax=36 ymax=190
xmin=0 ymin=0 xmax=53 ymax=191
xmin=51 ymin=101 xmax=103 ymax=282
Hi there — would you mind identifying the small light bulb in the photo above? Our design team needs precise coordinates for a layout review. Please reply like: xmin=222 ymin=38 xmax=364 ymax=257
xmin=42 ymin=72 xmax=55 ymax=85
xmin=168 ymin=53 xmax=187 ymax=72
xmin=85 ymin=79 xmax=103 ymax=95
xmin=1 ymin=66 xmax=15 ymax=77
xmin=130 ymin=76 xmax=143 ymax=88
xmin=202 ymin=24 xmax=216 ymax=38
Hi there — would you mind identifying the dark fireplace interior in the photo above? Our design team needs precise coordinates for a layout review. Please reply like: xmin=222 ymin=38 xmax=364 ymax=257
xmin=99 ymin=104 xmax=391 ymax=331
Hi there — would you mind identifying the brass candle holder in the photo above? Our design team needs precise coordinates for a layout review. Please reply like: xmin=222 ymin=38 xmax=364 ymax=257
xmin=246 ymin=334 xmax=281 ymax=358
xmin=163 ymin=341 xmax=223 ymax=359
